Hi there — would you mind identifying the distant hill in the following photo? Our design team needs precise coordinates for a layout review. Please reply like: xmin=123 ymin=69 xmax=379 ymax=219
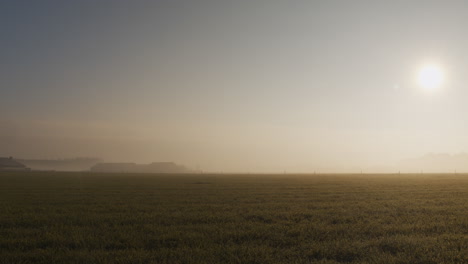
xmin=399 ymin=153 xmax=468 ymax=173
xmin=18 ymin=158 xmax=101 ymax=171
xmin=90 ymin=162 xmax=190 ymax=173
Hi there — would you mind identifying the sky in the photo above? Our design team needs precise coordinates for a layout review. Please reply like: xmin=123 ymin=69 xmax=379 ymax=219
xmin=2 ymin=0 xmax=468 ymax=172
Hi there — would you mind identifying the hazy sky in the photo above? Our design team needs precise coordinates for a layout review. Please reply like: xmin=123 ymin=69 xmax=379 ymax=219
xmin=2 ymin=0 xmax=468 ymax=172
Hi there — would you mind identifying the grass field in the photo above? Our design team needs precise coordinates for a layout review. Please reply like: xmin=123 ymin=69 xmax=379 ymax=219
xmin=0 ymin=172 xmax=467 ymax=263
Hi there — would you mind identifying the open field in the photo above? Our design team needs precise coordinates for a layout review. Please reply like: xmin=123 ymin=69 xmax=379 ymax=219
xmin=0 ymin=172 xmax=467 ymax=264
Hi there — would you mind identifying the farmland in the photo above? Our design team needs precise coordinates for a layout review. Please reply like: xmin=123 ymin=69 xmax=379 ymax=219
xmin=0 ymin=172 xmax=467 ymax=263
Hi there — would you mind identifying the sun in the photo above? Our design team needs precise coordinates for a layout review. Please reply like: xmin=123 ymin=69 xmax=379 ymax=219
xmin=417 ymin=64 xmax=444 ymax=91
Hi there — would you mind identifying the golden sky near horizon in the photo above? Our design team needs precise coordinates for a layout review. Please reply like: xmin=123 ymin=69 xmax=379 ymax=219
xmin=2 ymin=1 xmax=468 ymax=172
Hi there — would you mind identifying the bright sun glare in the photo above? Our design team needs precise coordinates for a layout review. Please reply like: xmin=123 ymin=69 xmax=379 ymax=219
xmin=417 ymin=64 xmax=444 ymax=91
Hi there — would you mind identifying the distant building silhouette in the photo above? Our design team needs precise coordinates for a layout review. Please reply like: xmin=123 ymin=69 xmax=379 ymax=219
xmin=0 ymin=157 xmax=30 ymax=171
xmin=90 ymin=162 xmax=190 ymax=173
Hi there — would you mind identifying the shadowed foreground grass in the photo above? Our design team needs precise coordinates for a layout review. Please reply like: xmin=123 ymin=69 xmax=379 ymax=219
xmin=0 ymin=172 xmax=467 ymax=263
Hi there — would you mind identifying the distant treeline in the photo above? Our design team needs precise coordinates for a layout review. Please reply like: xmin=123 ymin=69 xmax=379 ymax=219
xmin=18 ymin=158 xmax=101 ymax=171
xmin=15 ymin=158 xmax=191 ymax=173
